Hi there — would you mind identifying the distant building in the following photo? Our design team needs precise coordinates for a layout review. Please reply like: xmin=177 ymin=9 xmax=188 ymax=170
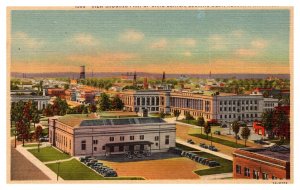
xmin=46 ymin=88 xmax=66 ymax=99
xmin=120 ymin=90 xmax=171 ymax=114
xmin=48 ymin=116 xmax=176 ymax=156
xmin=233 ymin=145 xmax=290 ymax=180
xmin=80 ymin=65 xmax=85 ymax=79
xmin=263 ymin=98 xmax=279 ymax=112
xmin=11 ymin=95 xmax=50 ymax=110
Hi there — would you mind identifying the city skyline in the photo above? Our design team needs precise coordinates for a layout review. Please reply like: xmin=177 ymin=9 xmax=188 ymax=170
xmin=10 ymin=9 xmax=291 ymax=74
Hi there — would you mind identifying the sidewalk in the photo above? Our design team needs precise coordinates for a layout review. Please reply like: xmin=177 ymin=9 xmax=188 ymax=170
xmin=16 ymin=144 xmax=64 ymax=181
xmin=200 ymin=173 xmax=232 ymax=180
xmin=176 ymin=139 xmax=233 ymax=161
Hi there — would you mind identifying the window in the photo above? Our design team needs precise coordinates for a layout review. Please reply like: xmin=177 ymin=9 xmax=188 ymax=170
xmin=224 ymin=101 xmax=227 ymax=105
xmin=220 ymin=115 xmax=222 ymax=119
xmin=272 ymin=176 xmax=278 ymax=180
xmin=81 ymin=140 xmax=86 ymax=150
xmin=120 ymin=136 xmax=125 ymax=141
xmin=155 ymin=136 xmax=159 ymax=141
xmin=69 ymin=140 xmax=71 ymax=149
xmin=233 ymin=107 xmax=236 ymax=111
xmin=262 ymin=172 xmax=268 ymax=180
xmin=220 ymin=101 xmax=222 ymax=105
xmin=225 ymin=115 xmax=227 ymax=119
xmin=93 ymin=147 xmax=97 ymax=151
xmin=165 ymin=135 xmax=170 ymax=145
xmin=253 ymin=170 xmax=259 ymax=179
xmin=220 ymin=107 xmax=223 ymax=111
xmin=109 ymin=137 xmax=114 ymax=142
xmin=140 ymin=135 xmax=144 ymax=140
xmin=236 ymin=165 xmax=242 ymax=174
xmin=102 ymin=146 xmax=105 ymax=150
xmin=155 ymin=143 xmax=159 ymax=146
xmin=130 ymin=136 xmax=134 ymax=140
xmin=244 ymin=167 xmax=250 ymax=177
xmin=93 ymin=140 xmax=98 ymax=144
xmin=229 ymin=107 xmax=231 ymax=111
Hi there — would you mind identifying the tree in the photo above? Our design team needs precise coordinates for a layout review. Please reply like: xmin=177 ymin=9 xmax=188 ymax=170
xmin=185 ymin=112 xmax=194 ymax=123
xmin=261 ymin=110 xmax=275 ymax=138
xmin=159 ymin=111 xmax=165 ymax=119
xmin=88 ymin=104 xmax=97 ymax=113
xmin=232 ymin=121 xmax=240 ymax=144
xmin=31 ymin=101 xmax=40 ymax=129
xmin=241 ymin=126 xmax=251 ymax=147
xmin=34 ymin=125 xmax=43 ymax=152
xmin=204 ymin=122 xmax=211 ymax=140
xmin=111 ymin=95 xmax=124 ymax=110
xmin=173 ymin=110 xmax=181 ymax=121
xmin=197 ymin=116 xmax=205 ymax=135
xmin=98 ymin=93 xmax=111 ymax=111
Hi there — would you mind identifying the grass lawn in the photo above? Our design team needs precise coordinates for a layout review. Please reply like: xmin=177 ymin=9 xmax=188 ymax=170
xmin=176 ymin=143 xmax=233 ymax=176
xmin=28 ymin=146 xmax=71 ymax=162
xmin=190 ymin=133 xmax=246 ymax=148
xmin=178 ymin=119 xmax=199 ymax=126
xmin=46 ymin=159 xmax=144 ymax=180
xmin=23 ymin=143 xmax=39 ymax=147
xmin=42 ymin=128 xmax=49 ymax=136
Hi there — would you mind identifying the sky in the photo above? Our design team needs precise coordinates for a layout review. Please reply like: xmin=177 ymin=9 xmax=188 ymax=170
xmin=10 ymin=9 xmax=291 ymax=74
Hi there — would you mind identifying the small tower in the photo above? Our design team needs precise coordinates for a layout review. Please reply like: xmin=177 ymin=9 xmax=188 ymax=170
xmin=80 ymin=65 xmax=86 ymax=79
xmin=133 ymin=71 xmax=137 ymax=86
xmin=162 ymin=71 xmax=166 ymax=83
xmin=143 ymin=77 xmax=149 ymax=89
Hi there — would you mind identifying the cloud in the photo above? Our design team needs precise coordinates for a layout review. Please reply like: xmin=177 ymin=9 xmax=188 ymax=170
xmin=150 ymin=38 xmax=168 ymax=49
xmin=71 ymin=33 xmax=99 ymax=46
xmin=208 ymin=34 xmax=225 ymax=50
xmin=66 ymin=52 xmax=137 ymax=66
xmin=235 ymin=48 xmax=258 ymax=57
xmin=183 ymin=51 xmax=192 ymax=57
xmin=251 ymin=39 xmax=268 ymax=49
xmin=231 ymin=30 xmax=245 ymax=38
xmin=119 ymin=29 xmax=144 ymax=43
xmin=13 ymin=32 xmax=44 ymax=49
xmin=177 ymin=38 xmax=197 ymax=47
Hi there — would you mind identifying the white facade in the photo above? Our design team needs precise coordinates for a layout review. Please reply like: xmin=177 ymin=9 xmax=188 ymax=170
xmin=263 ymin=98 xmax=279 ymax=112
xmin=49 ymin=117 xmax=176 ymax=156
xmin=11 ymin=95 xmax=50 ymax=110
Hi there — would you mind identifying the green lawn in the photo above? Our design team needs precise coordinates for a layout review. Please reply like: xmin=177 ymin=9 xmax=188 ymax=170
xmin=23 ymin=143 xmax=39 ymax=147
xmin=46 ymin=159 xmax=144 ymax=180
xmin=190 ymin=133 xmax=246 ymax=148
xmin=28 ymin=147 xmax=71 ymax=162
xmin=176 ymin=143 xmax=233 ymax=176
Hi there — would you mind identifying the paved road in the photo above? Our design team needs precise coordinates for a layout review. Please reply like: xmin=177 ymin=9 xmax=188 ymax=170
xmin=10 ymin=144 xmax=50 ymax=181
xmin=176 ymin=139 xmax=233 ymax=161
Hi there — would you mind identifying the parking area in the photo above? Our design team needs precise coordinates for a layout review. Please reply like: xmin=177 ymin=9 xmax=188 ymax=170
xmin=98 ymin=152 xmax=208 ymax=180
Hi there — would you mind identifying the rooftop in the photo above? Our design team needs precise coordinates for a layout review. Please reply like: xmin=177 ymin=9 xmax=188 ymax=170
xmin=239 ymin=145 xmax=290 ymax=162
xmin=57 ymin=114 xmax=166 ymax=128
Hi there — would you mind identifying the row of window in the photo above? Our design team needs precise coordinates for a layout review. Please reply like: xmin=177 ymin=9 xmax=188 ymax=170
xmin=236 ymin=165 xmax=280 ymax=180
xmin=81 ymin=135 xmax=170 ymax=151
xmin=220 ymin=100 xmax=258 ymax=106
xmin=219 ymin=113 xmax=258 ymax=119
xmin=55 ymin=132 xmax=71 ymax=150
xmin=219 ymin=106 xmax=258 ymax=112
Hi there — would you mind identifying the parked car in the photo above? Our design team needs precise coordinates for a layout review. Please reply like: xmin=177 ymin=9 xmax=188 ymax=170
xmin=213 ymin=131 xmax=221 ymax=135
xmin=187 ymin=139 xmax=195 ymax=144
xmin=208 ymin=145 xmax=218 ymax=152
xmin=208 ymin=161 xmax=220 ymax=167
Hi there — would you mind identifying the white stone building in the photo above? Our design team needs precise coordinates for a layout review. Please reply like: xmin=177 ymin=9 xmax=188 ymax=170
xmin=48 ymin=116 xmax=176 ymax=156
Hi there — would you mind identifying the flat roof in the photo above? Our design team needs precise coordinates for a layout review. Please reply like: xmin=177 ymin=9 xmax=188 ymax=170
xmin=57 ymin=115 xmax=166 ymax=128
xmin=80 ymin=117 xmax=166 ymax=127
xmin=239 ymin=145 xmax=290 ymax=161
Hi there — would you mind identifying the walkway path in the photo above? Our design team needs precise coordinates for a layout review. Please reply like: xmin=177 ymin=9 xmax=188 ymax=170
xmin=176 ymin=139 xmax=233 ymax=161
xmin=200 ymin=172 xmax=232 ymax=180
xmin=16 ymin=144 xmax=64 ymax=181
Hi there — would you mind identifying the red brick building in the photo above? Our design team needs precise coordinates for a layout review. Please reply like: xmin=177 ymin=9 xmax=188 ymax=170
xmin=233 ymin=145 xmax=290 ymax=180
xmin=46 ymin=88 xmax=66 ymax=99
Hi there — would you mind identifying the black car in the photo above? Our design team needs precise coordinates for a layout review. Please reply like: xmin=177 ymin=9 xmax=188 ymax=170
xmin=187 ymin=139 xmax=195 ymax=144
xmin=208 ymin=146 xmax=218 ymax=152
xmin=208 ymin=161 xmax=220 ymax=167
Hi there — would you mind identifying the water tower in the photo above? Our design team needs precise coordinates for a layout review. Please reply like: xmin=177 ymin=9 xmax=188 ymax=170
xmin=80 ymin=65 xmax=85 ymax=79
